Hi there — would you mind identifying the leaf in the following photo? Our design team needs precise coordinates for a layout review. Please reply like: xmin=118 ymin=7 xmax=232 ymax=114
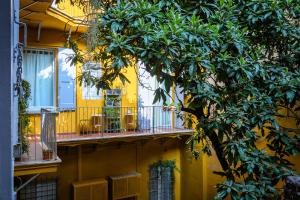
xmin=189 ymin=63 xmax=196 ymax=76
xmin=286 ymin=91 xmax=295 ymax=103
xmin=234 ymin=42 xmax=243 ymax=54
xmin=153 ymin=89 xmax=161 ymax=104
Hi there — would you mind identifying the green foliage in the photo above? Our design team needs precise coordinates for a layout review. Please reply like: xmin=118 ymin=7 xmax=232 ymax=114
xmin=104 ymin=107 xmax=120 ymax=118
xmin=68 ymin=0 xmax=300 ymax=199
xmin=18 ymin=80 xmax=31 ymax=154
xmin=150 ymin=160 xmax=177 ymax=170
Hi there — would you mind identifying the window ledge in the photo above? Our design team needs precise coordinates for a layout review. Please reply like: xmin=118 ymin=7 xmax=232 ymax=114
xmin=25 ymin=107 xmax=58 ymax=114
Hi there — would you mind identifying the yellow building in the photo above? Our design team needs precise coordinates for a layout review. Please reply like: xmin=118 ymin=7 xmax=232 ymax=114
xmin=14 ymin=1 xmax=207 ymax=199
xmin=14 ymin=1 xmax=300 ymax=200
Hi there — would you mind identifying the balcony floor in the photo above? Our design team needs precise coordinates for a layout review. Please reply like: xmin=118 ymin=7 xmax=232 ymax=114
xmin=14 ymin=142 xmax=61 ymax=176
xmin=57 ymin=128 xmax=194 ymax=145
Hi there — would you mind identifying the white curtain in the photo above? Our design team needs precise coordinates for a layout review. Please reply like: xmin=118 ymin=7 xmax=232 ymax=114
xmin=138 ymin=62 xmax=172 ymax=129
xmin=23 ymin=49 xmax=54 ymax=109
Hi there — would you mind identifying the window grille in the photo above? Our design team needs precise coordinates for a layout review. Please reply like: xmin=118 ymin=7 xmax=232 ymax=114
xmin=18 ymin=176 xmax=57 ymax=200
xmin=149 ymin=162 xmax=175 ymax=200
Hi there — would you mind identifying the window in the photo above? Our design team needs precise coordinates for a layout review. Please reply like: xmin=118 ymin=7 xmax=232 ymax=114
xmin=138 ymin=64 xmax=172 ymax=129
xmin=23 ymin=49 xmax=55 ymax=111
xmin=18 ymin=177 xmax=57 ymax=200
xmin=82 ymin=62 xmax=102 ymax=100
xmin=149 ymin=161 xmax=175 ymax=200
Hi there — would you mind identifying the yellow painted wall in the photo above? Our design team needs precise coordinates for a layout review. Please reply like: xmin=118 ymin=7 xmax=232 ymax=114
xmin=23 ymin=26 xmax=190 ymax=200
xmin=180 ymin=144 xmax=205 ymax=200
xmin=57 ymin=139 xmax=184 ymax=200
xmin=23 ymin=27 xmax=138 ymax=135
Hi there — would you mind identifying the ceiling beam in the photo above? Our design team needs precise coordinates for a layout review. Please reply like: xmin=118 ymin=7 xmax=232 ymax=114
xmin=37 ymin=23 xmax=42 ymax=41
xmin=20 ymin=1 xmax=38 ymax=12
xmin=20 ymin=11 xmax=34 ymax=20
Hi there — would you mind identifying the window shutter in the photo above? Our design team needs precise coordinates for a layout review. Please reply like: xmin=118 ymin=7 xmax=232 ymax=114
xmin=58 ymin=48 xmax=76 ymax=109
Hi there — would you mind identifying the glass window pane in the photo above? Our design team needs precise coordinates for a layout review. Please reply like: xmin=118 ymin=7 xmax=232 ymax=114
xmin=23 ymin=49 xmax=55 ymax=109
xmin=82 ymin=62 xmax=102 ymax=100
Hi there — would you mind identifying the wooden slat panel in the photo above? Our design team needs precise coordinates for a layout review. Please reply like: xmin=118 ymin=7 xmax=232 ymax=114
xmin=109 ymin=172 xmax=141 ymax=200
xmin=73 ymin=178 xmax=108 ymax=200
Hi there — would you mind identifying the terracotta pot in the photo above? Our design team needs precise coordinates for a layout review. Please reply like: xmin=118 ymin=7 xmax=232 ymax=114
xmin=42 ymin=150 xmax=53 ymax=160
xmin=170 ymin=106 xmax=176 ymax=111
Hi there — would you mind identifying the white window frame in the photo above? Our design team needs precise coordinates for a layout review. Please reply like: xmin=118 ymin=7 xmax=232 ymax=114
xmin=23 ymin=48 xmax=56 ymax=113
xmin=82 ymin=62 xmax=102 ymax=100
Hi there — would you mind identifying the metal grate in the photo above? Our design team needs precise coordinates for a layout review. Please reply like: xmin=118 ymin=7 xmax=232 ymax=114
xmin=18 ymin=176 xmax=57 ymax=200
xmin=149 ymin=163 xmax=175 ymax=200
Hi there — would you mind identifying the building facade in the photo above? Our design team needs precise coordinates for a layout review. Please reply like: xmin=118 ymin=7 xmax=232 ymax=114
xmin=14 ymin=1 xmax=207 ymax=199
xmin=14 ymin=1 xmax=300 ymax=200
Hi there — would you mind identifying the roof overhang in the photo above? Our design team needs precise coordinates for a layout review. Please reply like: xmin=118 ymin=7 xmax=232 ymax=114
xmin=20 ymin=0 xmax=88 ymax=33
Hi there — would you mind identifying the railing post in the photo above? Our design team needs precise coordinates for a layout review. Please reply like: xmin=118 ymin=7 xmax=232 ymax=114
xmin=53 ymin=112 xmax=57 ymax=159
xmin=152 ymin=106 xmax=155 ymax=134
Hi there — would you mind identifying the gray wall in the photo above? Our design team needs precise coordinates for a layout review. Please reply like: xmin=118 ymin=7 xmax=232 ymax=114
xmin=0 ymin=0 xmax=19 ymax=199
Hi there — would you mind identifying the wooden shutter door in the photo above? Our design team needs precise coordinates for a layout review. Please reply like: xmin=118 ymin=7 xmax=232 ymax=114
xmin=58 ymin=48 xmax=76 ymax=109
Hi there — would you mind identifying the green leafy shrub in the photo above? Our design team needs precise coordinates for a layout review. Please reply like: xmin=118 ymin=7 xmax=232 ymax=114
xmin=65 ymin=0 xmax=300 ymax=199
xmin=18 ymin=80 xmax=31 ymax=154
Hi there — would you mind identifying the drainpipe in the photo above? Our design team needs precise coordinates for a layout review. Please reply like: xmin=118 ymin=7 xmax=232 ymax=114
xmin=14 ymin=12 xmax=27 ymax=47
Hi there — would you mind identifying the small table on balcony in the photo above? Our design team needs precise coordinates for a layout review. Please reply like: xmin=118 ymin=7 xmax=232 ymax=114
xmin=90 ymin=114 xmax=105 ymax=132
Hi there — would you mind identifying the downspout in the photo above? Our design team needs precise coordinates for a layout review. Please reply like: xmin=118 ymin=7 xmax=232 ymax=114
xmin=14 ymin=11 xmax=27 ymax=47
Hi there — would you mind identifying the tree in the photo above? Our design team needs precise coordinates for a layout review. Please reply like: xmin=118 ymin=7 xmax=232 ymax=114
xmin=66 ymin=0 xmax=300 ymax=199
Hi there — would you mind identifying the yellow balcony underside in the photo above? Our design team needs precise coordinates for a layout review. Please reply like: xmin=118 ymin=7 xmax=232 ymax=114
xmin=14 ymin=158 xmax=61 ymax=177
xmin=57 ymin=129 xmax=194 ymax=146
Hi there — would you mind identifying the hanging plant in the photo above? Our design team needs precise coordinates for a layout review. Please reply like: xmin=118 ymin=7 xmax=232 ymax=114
xmin=150 ymin=160 xmax=177 ymax=170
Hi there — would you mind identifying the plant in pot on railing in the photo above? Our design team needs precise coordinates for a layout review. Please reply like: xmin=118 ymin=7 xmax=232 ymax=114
xmin=15 ymin=80 xmax=31 ymax=161
xmin=162 ymin=103 xmax=176 ymax=111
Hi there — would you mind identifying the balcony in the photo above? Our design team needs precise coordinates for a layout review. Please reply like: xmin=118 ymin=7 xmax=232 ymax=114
xmin=19 ymin=106 xmax=193 ymax=147
xmin=15 ymin=106 xmax=192 ymax=175
xmin=15 ymin=109 xmax=61 ymax=176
